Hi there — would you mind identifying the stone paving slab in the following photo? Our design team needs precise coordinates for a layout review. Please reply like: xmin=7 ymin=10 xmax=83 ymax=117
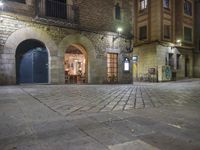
xmin=11 ymin=80 xmax=200 ymax=116
xmin=108 ymin=140 xmax=159 ymax=150
xmin=0 ymin=80 xmax=200 ymax=150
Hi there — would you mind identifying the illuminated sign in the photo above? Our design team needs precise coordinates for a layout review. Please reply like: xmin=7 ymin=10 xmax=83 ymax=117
xmin=124 ymin=58 xmax=130 ymax=71
xmin=132 ymin=56 xmax=138 ymax=62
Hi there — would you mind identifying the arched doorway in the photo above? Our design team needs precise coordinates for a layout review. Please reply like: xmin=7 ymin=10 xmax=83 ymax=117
xmin=16 ymin=39 xmax=49 ymax=84
xmin=64 ymin=44 xmax=87 ymax=84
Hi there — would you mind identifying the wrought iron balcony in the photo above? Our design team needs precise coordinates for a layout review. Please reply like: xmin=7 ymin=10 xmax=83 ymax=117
xmin=36 ymin=0 xmax=79 ymax=24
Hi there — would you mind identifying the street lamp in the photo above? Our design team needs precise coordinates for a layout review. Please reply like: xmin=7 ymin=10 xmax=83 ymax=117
xmin=113 ymin=27 xmax=123 ymax=42
xmin=117 ymin=27 xmax=123 ymax=33
xmin=176 ymin=39 xmax=182 ymax=46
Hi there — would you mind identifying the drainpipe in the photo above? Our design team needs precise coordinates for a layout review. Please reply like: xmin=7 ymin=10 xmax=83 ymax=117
xmin=35 ymin=0 xmax=39 ymax=17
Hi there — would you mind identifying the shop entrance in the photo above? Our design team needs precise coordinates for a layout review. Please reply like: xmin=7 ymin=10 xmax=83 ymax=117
xmin=64 ymin=44 xmax=87 ymax=84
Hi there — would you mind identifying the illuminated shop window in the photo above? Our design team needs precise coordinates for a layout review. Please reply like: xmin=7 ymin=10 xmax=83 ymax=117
xmin=124 ymin=58 xmax=130 ymax=71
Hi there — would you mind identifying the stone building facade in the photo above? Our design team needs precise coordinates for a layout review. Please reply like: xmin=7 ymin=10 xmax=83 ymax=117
xmin=132 ymin=0 xmax=195 ymax=81
xmin=0 ymin=0 xmax=133 ymax=85
xmin=194 ymin=0 xmax=200 ymax=77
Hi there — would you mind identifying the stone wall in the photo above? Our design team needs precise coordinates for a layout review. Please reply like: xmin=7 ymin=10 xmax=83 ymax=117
xmin=132 ymin=43 xmax=157 ymax=80
xmin=0 ymin=14 xmax=132 ymax=85
xmin=3 ymin=0 xmax=35 ymax=17
xmin=193 ymin=52 xmax=200 ymax=78
xmin=78 ymin=0 xmax=133 ymax=34
xmin=3 ymin=0 xmax=133 ymax=34
xmin=132 ymin=0 xmax=195 ymax=81
xmin=193 ymin=0 xmax=200 ymax=78
xmin=132 ymin=43 xmax=194 ymax=82
xmin=156 ymin=45 xmax=193 ymax=80
xmin=0 ymin=0 xmax=133 ymax=85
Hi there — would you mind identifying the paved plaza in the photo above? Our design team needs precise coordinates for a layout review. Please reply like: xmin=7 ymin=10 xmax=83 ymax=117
xmin=0 ymin=79 xmax=200 ymax=150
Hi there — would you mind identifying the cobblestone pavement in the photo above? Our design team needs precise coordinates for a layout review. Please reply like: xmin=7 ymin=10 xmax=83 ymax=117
xmin=0 ymin=79 xmax=200 ymax=150
xmin=9 ymin=80 xmax=200 ymax=116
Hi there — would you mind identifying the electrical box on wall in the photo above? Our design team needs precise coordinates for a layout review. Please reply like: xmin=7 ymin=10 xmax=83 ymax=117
xmin=158 ymin=65 xmax=172 ymax=82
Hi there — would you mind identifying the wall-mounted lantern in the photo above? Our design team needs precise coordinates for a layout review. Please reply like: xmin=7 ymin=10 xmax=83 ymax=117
xmin=117 ymin=27 xmax=123 ymax=33
xmin=125 ymin=33 xmax=134 ymax=53
xmin=113 ymin=27 xmax=123 ymax=42
xmin=176 ymin=39 xmax=182 ymax=46
xmin=126 ymin=39 xmax=133 ymax=53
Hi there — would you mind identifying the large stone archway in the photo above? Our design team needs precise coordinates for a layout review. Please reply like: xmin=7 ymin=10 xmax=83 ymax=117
xmin=3 ymin=27 xmax=58 ymax=84
xmin=16 ymin=39 xmax=49 ymax=84
xmin=59 ymin=34 xmax=96 ymax=83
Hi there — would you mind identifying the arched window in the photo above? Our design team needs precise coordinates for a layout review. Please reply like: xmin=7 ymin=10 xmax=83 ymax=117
xmin=115 ymin=2 xmax=121 ymax=20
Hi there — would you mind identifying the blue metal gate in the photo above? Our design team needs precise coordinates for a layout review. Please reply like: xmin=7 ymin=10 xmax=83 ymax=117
xmin=18 ymin=47 xmax=48 ymax=84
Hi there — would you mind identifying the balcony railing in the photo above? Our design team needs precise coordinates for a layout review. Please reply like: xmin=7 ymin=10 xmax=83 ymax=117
xmin=36 ymin=0 xmax=79 ymax=24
